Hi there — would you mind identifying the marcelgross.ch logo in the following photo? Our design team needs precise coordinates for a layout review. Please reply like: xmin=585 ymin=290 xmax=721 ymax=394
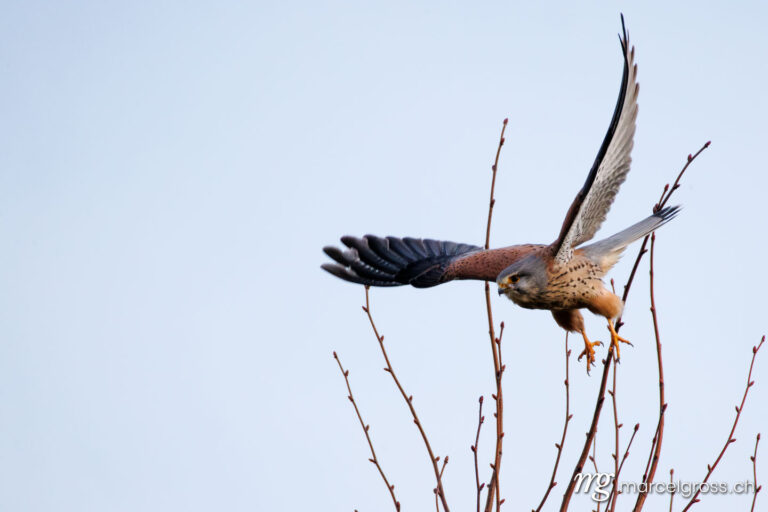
xmin=573 ymin=472 xmax=757 ymax=502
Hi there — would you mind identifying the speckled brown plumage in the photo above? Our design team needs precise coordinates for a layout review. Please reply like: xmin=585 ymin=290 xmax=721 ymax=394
xmin=443 ymin=245 xmax=543 ymax=282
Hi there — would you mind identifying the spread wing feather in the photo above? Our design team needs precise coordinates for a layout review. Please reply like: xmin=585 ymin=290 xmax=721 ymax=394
xmin=551 ymin=15 xmax=639 ymax=264
xmin=322 ymin=235 xmax=541 ymax=288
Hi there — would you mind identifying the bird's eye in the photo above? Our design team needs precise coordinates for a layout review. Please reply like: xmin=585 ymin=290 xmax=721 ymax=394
xmin=509 ymin=275 xmax=520 ymax=284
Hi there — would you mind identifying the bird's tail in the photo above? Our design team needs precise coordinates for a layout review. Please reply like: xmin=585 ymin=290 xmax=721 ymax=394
xmin=322 ymin=235 xmax=481 ymax=288
xmin=582 ymin=205 xmax=680 ymax=271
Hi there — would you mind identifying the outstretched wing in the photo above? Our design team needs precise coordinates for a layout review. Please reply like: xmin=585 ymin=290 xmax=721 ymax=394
xmin=551 ymin=15 xmax=639 ymax=264
xmin=322 ymin=235 xmax=541 ymax=288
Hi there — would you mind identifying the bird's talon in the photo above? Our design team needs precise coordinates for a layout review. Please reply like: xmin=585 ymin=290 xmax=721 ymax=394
xmin=607 ymin=322 xmax=632 ymax=361
xmin=578 ymin=336 xmax=601 ymax=373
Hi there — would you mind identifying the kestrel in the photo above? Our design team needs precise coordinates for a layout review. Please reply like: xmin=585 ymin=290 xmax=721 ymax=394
xmin=322 ymin=18 xmax=678 ymax=371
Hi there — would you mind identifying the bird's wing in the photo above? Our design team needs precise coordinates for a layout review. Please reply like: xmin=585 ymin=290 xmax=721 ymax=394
xmin=322 ymin=235 xmax=541 ymax=288
xmin=551 ymin=16 xmax=639 ymax=265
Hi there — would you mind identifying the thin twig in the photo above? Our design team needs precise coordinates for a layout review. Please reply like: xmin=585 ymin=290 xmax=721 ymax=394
xmin=751 ymin=433 xmax=762 ymax=512
xmin=333 ymin=351 xmax=400 ymax=511
xmin=680 ymin=335 xmax=765 ymax=511
xmin=362 ymin=287 xmax=450 ymax=512
xmin=590 ymin=433 xmax=601 ymax=512
xmin=534 ymin=334 xmax=572 ymax=512
xmin=632 ymin=231 xmax=667 ymax=511
xmin=472 ymin=397 xmax=486 ymax=512
xmin=640 ymin=403 xmax=668 ymax=493
xmin=495 ymin=325 xmax=507 ymax=512
xmin=485 ymin=118 xmax=508 ymax=250
xmin=435 ymin=456 xmax=449 ymax=512
xmin=608 ymin=354 xmax=621 ymax=512
xmin=668 ymin=469 xmax=675 ymax=512
xmin=655 ymin=141 xmax=710 ymax=212
xmin=605 ymin=423 xmax=640 ymax=511
xmin=483 ymin=118 xmax=508 ymax=512
xmin=559 ymin=142 xmax=709 ymax=511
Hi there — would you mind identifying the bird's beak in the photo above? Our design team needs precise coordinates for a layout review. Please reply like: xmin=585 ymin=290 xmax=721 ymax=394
xmin=497 ymin=287 xmax=504 ymax=296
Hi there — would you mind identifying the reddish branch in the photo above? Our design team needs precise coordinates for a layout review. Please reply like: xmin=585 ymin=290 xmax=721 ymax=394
xmin=471 ymin=396 xmax=486 ymax=512
xmin=681 ymin=335 xmax=765 ymax=511
xmin=668 ymin=469 xmax=676 ymax=512
xmin=333 ymin=352 xmax=400 ymax=510
xmin=362 ymin=287 xmax=451 ymax=512
xmin=635 ymin=403 xmax=667 ymax=511
xmin=483 ymin=118 xmax=508 ymax=512
xmin=631 ymin=231 xmax=668 ymax=511
xmin=435 ymin=456 xmax=450 ymax=512
xmin=608 ymin=355 xmax=621 ymax=511
xmin=751 ymin=433 xmax=762 ymax=512
xmin=605 ymin=423 xmax=640 ymax=511
xmin=590 ymin=434 xmax=602 ymax=512
xmin=559 ymin=141 xmax=710 ymax=511
xmin=485 ymin=118 xmax=507 ymax=250
xmin=534 ymin=334 xmax=572 ymax=512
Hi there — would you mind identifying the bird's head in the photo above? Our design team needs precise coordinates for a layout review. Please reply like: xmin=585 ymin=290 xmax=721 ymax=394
xmin=496 ymin=256 xmax=548 ymax=305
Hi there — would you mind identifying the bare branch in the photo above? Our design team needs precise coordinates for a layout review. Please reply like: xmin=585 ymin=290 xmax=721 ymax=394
xmin=608 ymin=353 xmax=621 ymax=512
xmin=605 ymin=423 xmax=640 ymax=511
xmin=632 ymin=231 xmax=668 ymax=511
xmin=472 ymin=396 xmax=486 ymax=512
xmin=655 ymin=141 xmax=710 ymax=212
xmin=591 ymin=433 xmax=601 ymax=512
xmin=483 ymin=118 xmax=508 ymax=512
xmin=751 ymin=433 xmax=762 ymax=512
xmin=362 ymin=287 xmax=450 ymax=512
xmin=333 ymin=351 xmax=400 ymax=511
xmin=668 ymin=469 xmax=676 ymax=512
xmin=485 ymin=118 xmax=508 ymax=251
xmin=435 ymin=456 xmax=450 ymax=512
xmin=681 ymin=335 xmax=765 ymax=511
xmin=534 ymin=334 xmax=572 ymax=512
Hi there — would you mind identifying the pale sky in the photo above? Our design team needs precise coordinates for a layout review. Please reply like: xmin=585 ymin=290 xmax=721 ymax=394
xmin=1 ymin=2 xmax=767 ymax=511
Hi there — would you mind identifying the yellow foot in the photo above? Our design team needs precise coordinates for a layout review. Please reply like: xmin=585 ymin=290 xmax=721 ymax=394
xmin=577 ymin=333 xmax=602 ymax=374
xmin=607 ymin=321 xmax=633 ymax=361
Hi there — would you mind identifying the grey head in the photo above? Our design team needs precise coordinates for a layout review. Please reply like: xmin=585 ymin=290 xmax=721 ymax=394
xmin=496 ymin=253 xmax=549 ymax=308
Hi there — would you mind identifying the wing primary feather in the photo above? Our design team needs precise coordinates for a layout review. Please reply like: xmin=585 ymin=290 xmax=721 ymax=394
xmin=322 ymin=236 xmax=484 ymax=287
xmin=551 ymin=15 xmax=639 ymax=264
xmin=403 ymin=237 xmax=429 ymax=258
xmin=386 ymin=236 xmax=419 ymax=261
xmin=365 ymin=235 xmax=410 ymax=266
xmin=341 ymin=236 xmax=400 ymax=273
xmin=321 ymin=263 xmax=401 ymax=287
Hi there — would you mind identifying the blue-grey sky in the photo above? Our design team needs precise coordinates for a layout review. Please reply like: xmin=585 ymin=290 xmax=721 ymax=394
xmin=1 ymin=2 xmax=767 ymax=511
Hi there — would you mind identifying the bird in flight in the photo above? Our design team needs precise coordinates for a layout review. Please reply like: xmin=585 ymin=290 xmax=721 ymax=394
xmin=322 ymin=17 xmax=678 ymax=372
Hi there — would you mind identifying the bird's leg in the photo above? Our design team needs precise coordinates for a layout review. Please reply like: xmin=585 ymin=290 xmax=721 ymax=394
xmin=606 ymin=320 xmax=632 ymax=361
xmin=577 ymin=328 xmax=602 ymax=373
